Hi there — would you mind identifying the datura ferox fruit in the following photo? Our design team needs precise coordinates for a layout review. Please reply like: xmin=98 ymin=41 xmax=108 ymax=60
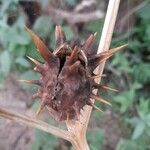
xmin=19 ymin=26 xmax=126 ymax=121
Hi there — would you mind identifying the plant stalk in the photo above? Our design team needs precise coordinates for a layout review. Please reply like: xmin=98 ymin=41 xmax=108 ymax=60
xmin=65 ymin=0 xmax=121 ymax=149
xmin=0 ymin=108 xmax=72 ymax=142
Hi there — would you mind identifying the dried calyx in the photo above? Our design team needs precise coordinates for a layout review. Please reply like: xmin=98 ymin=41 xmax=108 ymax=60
xmin=19 ymin=26 xmax=126 ymax=121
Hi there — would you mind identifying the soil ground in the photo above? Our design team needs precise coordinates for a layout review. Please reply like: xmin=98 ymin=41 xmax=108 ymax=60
xmin=0 ymin=75 xmax=33 ymax=150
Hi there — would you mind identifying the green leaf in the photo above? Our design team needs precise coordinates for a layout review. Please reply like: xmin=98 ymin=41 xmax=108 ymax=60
xmin=132 ymin=122 xmax=145 ymax=139
xmin=2 ymin=28 xmax=30 ymax=45
xmin=65 ymin=0 xmax=77 ymax=6
xmin=128 ymin=40 xmax=141 ymax=51
xmin=133 ymin=63 xmax=150 ymax=84
xmin=0 ymin=51 xmax=11 ymax=75
xmin=138 ymin=98 xmax=150 ymax=116
xmin=32 ymin=129 xmax=58 ymax=150
xmin=136 ymin=3 xmax=150 ymax=20
xmin=111 ymin=53 xmax=132 ymax=73
xmin=145 ymin=25 xmax=150 ymax=42
xmin=116 ymin=139 xmax=147 ymax=150
xmin=33 ymin=16 xmax=52 ymax=37
xmin=87 ymin=128 xmax=104 ymax=150
xmin=113 ymin=88 xmax=135 ymax=113
xmin=85 ymin=20 xmax=103 ymax=33
xmin=15 ymin=57 xmax=31 ymax=68
xmin=126 ymin=117 xmax=140 ymax=126
xmin=62 ymin=26 xmax=74 ymax=41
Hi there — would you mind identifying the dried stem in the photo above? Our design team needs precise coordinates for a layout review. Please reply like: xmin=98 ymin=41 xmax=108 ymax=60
xmin=0 ymin=0 xmax=121 ymax=149
xmin=0 ymin=108 xmax=72 ymax=141
xmin=45 ymin=6 xmax=104 ymax=24
xmin=65 ymin=0 xmax=121 ymax=149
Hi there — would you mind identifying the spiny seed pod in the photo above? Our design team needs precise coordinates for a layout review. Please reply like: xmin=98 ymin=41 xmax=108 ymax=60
xmin=19 ymin=26 xmax=126 ymax=121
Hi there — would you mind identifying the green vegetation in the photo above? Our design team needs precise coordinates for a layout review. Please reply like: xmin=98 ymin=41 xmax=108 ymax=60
xmin=0 ymin=0 xmax=149 ymax=149
xmin=111 ymin=3 xmax=150 ymax=149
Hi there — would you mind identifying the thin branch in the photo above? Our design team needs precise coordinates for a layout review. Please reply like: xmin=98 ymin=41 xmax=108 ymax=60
xmin=84 ymin=0 xmax=121 ymax=130
xmin=0 ymin=107 xmax=72 ymax=142
xmin=74 ymin=0 xmax=97 ymax=12
xmin=45 ymin=6 xmax=104 ymax=24
xmin=83 ymin=0 xmax=121 ymax=134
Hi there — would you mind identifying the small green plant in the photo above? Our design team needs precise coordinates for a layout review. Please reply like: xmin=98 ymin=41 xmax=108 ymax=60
xmin=0 ymin=0 xmax=30 ymax=84
xmin=111 ymin=2 xmax=150 ymax=149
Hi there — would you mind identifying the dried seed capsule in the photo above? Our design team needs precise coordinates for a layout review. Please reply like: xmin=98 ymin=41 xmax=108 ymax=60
xmin=21 ymin=26 xmax=126 ymax=121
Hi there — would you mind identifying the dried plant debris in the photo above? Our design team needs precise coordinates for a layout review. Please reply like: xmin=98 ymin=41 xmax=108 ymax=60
xmin=19 ymin=26 xmax=126 ymax=121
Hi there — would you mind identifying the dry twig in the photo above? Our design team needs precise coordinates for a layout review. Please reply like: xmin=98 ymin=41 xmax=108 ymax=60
xmin=0 ymin=108 xmax=71 ymax=141
xmin=45 ymin=6 xmax=104 ymax=24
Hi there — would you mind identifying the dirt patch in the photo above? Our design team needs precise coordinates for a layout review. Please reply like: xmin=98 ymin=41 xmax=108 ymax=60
xmin=0 ymin=75 xmax=34 ymax=150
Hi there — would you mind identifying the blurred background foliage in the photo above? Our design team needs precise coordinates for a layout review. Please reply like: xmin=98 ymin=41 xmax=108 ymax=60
xmin=0 ymin=0 xmax=150 ymax=150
